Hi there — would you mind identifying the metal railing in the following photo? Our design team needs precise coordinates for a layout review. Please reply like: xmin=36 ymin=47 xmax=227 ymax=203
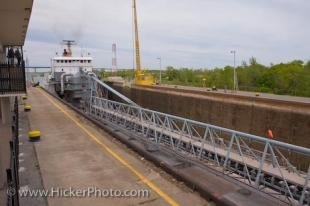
xmin=0 ymin=63 xmax=26 ymax=95
xmin=80 ymin=72 xmax=138 ymax=107
xmin=85 ymin=89 xmax=310 ymax=204
xmin=6 ymin=97 xmax=20 ymax=206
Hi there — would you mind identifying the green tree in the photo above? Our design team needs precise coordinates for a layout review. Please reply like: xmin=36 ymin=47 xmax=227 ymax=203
xmin=305 ymin=61 xmax=310 ymax=70
xmin=166 ymin=66 xmax=178 ymax=81
xmin=249 ymin=57 xmax=258 ymax=66
xmin=112 ymin=58 xmax=310 ymax=97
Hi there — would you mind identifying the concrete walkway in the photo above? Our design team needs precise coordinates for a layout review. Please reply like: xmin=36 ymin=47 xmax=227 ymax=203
xmin=25 ymin=88 xmax=208 ymax=206
xmin=19 ymin=107 xmax=47 ymax=206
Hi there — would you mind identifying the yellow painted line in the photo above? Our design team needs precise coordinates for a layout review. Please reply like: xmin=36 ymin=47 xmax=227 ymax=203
xmin=37 ymin=88 xmax=179 ymax=206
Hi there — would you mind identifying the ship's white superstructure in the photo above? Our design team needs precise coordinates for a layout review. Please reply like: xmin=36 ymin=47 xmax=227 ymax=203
xmin=51 ymin=40 xmax=93 ymax=78
xmin=49 ymin=40 xmax=94 ymax=102
xmin=51 ymin=56 xmax=93 ymax=76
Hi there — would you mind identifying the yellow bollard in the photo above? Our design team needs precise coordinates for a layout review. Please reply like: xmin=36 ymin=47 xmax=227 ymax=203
xmin=24 ymin=104 xmax=31 ymax=112
xmin=28 ymin=130 xmax=41 ymax=142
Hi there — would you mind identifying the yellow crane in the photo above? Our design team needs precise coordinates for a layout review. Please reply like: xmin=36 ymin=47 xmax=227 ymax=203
xmin=132 ymin=0 xmax=154 ymax=85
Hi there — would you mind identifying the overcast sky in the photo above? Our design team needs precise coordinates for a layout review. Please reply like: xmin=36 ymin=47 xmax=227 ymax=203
xmin=24 ymin=0 xmax=310 ymax=69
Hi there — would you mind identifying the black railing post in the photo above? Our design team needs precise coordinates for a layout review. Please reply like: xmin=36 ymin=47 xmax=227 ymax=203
xmin=9 ymin=140 xmax=19 ymax=206
xmin=6 ymin=169 xmax=14 ymax=206
xmin=14 ymin=97 xmax=19 ymax=169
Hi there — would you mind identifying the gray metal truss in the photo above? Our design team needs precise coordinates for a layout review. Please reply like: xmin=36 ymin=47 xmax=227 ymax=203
xmin=84 ymin=77 xmax=310 ymax=205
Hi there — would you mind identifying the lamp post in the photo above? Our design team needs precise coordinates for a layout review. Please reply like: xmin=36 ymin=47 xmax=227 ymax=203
xmin=230 ymin=50 xmax=237 ymax=92
xmin=157 ymin=57 xmax=162 ymax=84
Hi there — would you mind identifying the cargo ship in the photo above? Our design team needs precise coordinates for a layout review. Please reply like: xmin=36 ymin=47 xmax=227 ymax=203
xmin=48 ymin=40 xmax=94 ymax=103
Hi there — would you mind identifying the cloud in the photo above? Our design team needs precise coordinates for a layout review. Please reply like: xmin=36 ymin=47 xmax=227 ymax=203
xmin=25 ymin=0 xmax=310 ymax=69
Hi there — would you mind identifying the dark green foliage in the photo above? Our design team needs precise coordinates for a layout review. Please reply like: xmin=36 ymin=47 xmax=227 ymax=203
xmin=101 ymin=58 xmax=310 ymax=97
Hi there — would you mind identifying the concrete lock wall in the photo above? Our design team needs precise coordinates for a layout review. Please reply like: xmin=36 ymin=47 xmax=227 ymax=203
xmin=110 ymin=84 xmax=310 ymax=169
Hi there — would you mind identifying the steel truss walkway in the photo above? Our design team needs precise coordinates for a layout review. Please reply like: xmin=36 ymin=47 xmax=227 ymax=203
xmin=79 ymin=74 xmax=310 ymax=205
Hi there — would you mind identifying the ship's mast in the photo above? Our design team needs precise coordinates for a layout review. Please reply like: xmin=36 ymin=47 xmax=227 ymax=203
xmin=62 ymin=40 xmax=76 ymax=57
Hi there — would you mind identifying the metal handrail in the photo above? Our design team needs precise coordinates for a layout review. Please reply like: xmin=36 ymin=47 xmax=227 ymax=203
xmin=89 ymin=75 xmax=138 ymax=106
xmin=87 ymin=92 xmax=310 ymax=204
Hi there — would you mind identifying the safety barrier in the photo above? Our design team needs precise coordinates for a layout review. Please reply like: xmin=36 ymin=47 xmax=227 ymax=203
xmin=6 ymin=97 xmax=20 ymax=206
xmin=0 ymin=64 xmax=26 ymax=95
xmin=88 ymin=95 xmax=310 ymax=205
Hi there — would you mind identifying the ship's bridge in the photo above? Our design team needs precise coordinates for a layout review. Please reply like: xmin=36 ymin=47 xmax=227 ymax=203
xmin=52 ymin=56 xmax=93 ymax=75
